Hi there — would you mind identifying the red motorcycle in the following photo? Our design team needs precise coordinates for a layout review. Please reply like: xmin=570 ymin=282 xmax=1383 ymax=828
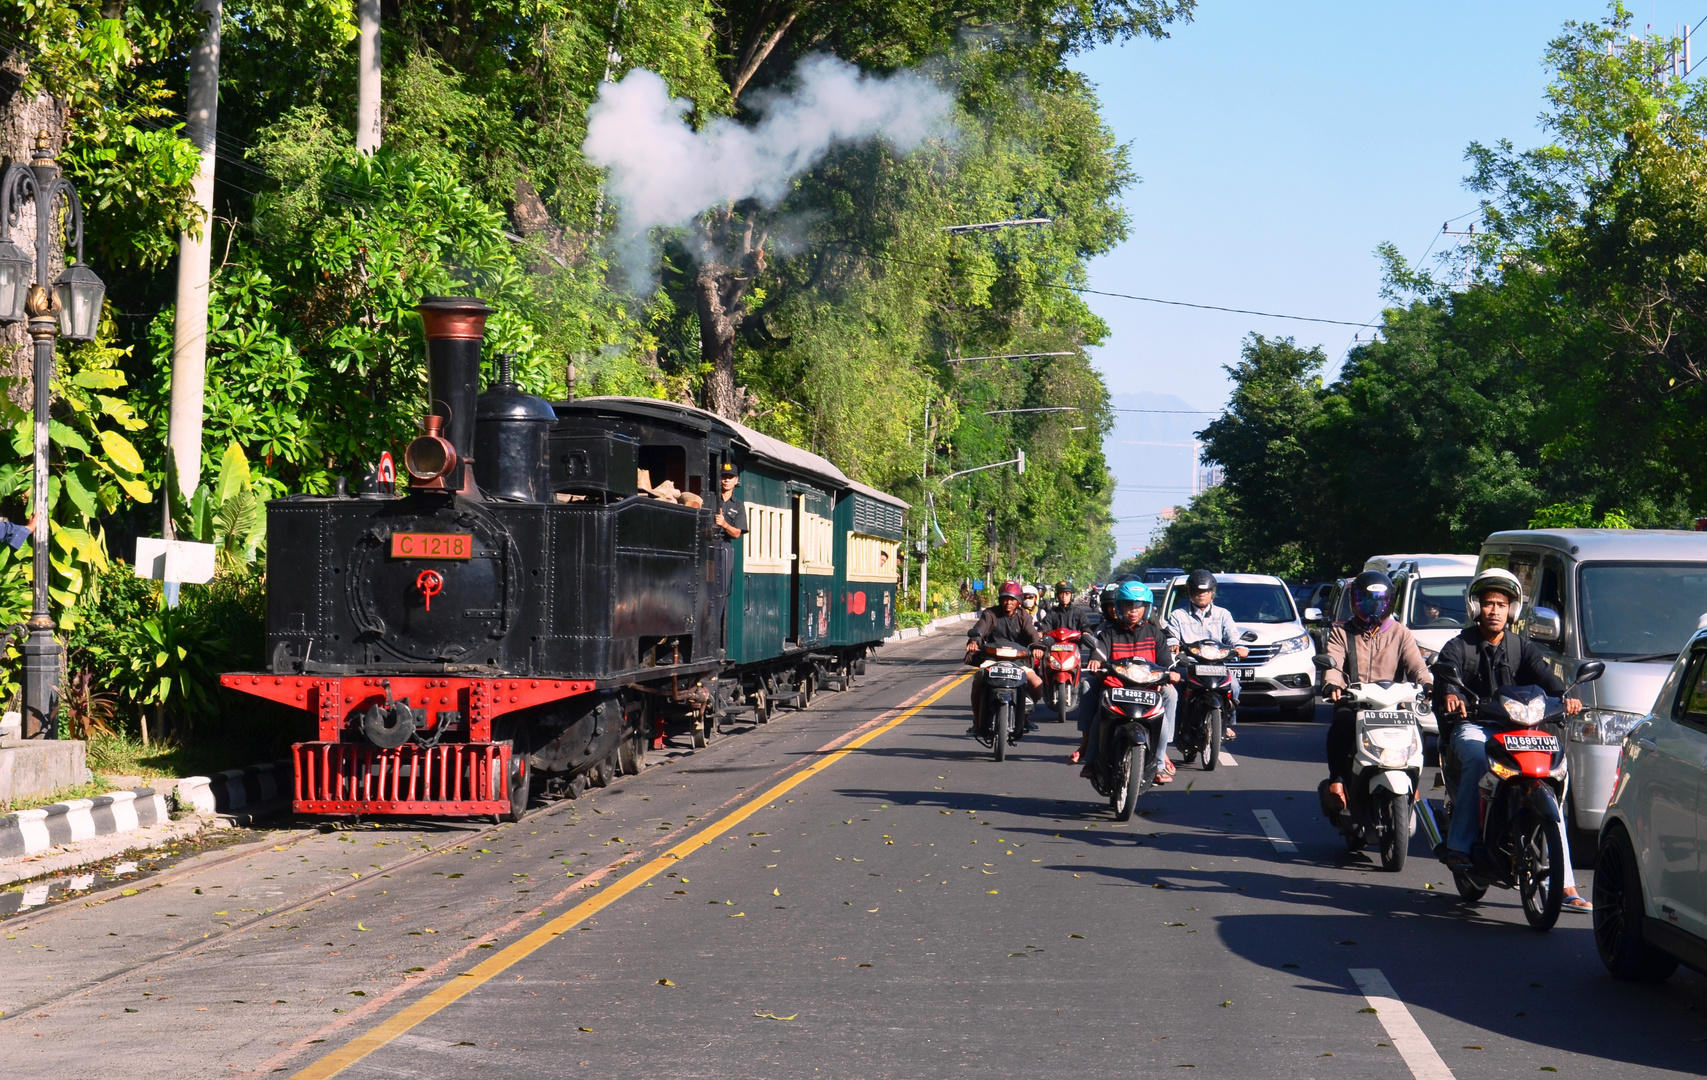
xmin=1044 ymin=627 xmax=1084 ymax=721
xmin=1417 ymin=660 xmax=1604 ymax=931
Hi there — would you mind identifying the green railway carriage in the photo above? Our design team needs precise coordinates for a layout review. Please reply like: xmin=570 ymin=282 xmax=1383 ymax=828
xmin=830 ymin=480 xmax=905 ymax=648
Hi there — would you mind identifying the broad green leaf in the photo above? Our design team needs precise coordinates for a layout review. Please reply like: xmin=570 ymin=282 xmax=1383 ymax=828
xmin=47 ymin=420 xmax=91 ymax=455
xmin=214 ymin=442 xmax=251 ymax=505
xmin=62 ymin=468 xmax=98 ymax=521
xmin=72 ymin=368 xmax=128 ymax=389
xmin=98 ymin=429 xmax=144 ymax=474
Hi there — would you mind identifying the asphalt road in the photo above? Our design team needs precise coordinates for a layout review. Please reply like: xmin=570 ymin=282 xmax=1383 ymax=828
xmin=4 ymin=632 xmax=1706 ymax=1079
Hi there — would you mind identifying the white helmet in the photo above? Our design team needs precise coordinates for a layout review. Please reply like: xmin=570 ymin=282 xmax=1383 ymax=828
xmin=1466 ymin=567 xmax=1524 ymax=619
xmin=1022 ymin=585 xmax=1039 ymax=597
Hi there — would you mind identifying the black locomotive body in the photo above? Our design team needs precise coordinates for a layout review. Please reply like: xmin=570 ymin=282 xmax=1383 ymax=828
xmin=223 ymin=297 xmax=905 ymax=819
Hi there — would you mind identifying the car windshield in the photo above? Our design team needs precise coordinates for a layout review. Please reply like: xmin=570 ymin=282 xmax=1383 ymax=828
xmin=1406 ymin=577 xmax=1470 ymax=630
xmin=1579 ymin=562 xmax=1707 ymax=660
xmin=1172 ymin=581 xmax=1297 ymax=624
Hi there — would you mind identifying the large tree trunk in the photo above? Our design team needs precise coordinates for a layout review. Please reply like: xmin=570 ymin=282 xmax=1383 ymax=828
xmin=355 ymin=0 xmax=381 ymax=153
xmin=693 ymin=211 xmax=767 ymax=420
xmin=166 ymin=0 xmax=221 ymax=500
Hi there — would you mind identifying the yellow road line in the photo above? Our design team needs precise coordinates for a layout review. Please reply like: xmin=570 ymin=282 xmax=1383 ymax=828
xmin=292 ymin=670 xmax=974 ymax=1080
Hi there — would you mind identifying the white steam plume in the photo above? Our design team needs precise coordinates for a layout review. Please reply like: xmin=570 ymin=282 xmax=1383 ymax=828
xmin=585 ymin=55 xmax=954 ymax=252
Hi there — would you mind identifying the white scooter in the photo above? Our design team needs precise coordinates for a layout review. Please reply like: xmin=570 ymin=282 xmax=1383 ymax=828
xmin=1314 ymin=654 xmax=1426 ymax=871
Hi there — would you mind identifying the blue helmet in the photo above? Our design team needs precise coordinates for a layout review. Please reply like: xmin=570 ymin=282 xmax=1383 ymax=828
xmin=1117 ymin=580 xmax=1153 ymax=606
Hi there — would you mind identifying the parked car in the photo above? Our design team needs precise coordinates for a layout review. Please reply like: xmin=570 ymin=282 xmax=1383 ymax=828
xmin=1476 ymin=528 xmax=1707 ymax=840
xmin=1292 ymin=581 xmax=1334 ymax=619
xmin=1303 ymin=576 xmax=1352 ymax=652
xmin=1160 ymin=573 xmax=1316 ymax=720
xmin=1593 ymin=625 xmax=1707 ymax=981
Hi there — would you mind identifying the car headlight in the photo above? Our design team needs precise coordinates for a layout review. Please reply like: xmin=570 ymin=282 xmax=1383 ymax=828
xmin=1570 ymin=709 xmax=1646 ymax=745
xmin=1272 ymin=633 xmax=1311 ymax=656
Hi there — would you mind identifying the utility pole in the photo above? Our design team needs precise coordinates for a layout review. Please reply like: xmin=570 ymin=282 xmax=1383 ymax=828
xmin=356 ymin=0 xmax=381 ymax=154
xmin=166 ymin=0 xmax=220 ymax=501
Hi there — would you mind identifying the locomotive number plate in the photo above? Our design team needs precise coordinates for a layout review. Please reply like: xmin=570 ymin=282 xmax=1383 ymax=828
xmin=1503 ymin=733 xmax=1559 ymax=753
xmin=390 ymin=532 xmax=473 ymax=559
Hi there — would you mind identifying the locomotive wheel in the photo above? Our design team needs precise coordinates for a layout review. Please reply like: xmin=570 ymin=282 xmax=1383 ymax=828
xmin=619 ymin=698 xmax=648 ymax=776
xmin=752 ymin=686 xmax=770 ymax=724
xmin=801 ymin=673 xmax=816 ymax=709
xmin=502 ymin=730 xmax=531 ymax=823
xmin=691 ymin=713 xmax=707 ymax=748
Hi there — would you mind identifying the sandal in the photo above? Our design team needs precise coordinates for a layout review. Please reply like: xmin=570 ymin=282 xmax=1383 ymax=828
xmin=1161 ymin=759 xmax=1176 ymax=777
xmin=1154 ymin=769 xmax=1174 ymax=784
xmin=1563 ymin=891 xmax=1593 ymax=913
xmin=1223 ymin=726 xmax=1237 ymax=742
xmin=1444 ymin=850 xmax=1474 ymax=870
xmin=1069 ymin=749 xmax=1082 ymax=764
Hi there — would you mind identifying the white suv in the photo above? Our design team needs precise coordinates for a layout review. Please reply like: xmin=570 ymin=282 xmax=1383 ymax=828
xmin=1160 ymin=573 xmax=1316 ymax=720
xmin=1595 ymin=625 xmax=1707 ymax=981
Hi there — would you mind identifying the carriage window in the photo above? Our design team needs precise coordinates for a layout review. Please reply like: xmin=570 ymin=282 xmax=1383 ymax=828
xmin=799 ymin=512 xmax=835 ymax=575
xmin=848 ymin=535 xmax=898 ymax=582
xmin=743 ymin=503 xmax=792 ymax=573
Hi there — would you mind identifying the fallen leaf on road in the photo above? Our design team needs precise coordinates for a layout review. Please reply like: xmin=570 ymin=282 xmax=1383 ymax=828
xmin=987 ymin=890 xmax=999 ymax=895
xmin=356 ymin=923 xmax=369 ymax=931
xmin=772 ymin=888 xmax=780 ymax=896
xmin=729 ymin=912 xmax=746 ymax=917
xmin=657 ymin=978 xmax=675 ymax=987
xmin=121 ymin=889 xmax=138 ymax=897
xmin=1358 ymin=1007 xmax=1377 ymax=1014
xmin=579 ymin=1027 xmax=593 ymax=1032
xmin=1069 ymin=934 xmax=1085 ymax=939
xmin=754 ymin=1012 xmax=798 ymax=1021
xmin=857 ymin=963 xmax=873 ymax=968
xmin=1220 ymin=1001 xmax=1231 ymax=1008
xmin=349 ymin=991 xmax=367 ymax=997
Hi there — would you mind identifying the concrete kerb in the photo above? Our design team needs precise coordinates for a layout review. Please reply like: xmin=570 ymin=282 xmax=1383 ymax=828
xmin=0 ymin=758 xmax=294 ymax=884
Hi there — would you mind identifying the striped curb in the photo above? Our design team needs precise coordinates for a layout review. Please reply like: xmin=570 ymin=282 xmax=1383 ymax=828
xmin=0 ymin=786 xmax=169 ymax=859
xmin=176 ymin=759 xmax=292 ymax=818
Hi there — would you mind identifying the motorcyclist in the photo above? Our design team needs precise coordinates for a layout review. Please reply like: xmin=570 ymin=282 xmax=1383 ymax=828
xmin=1043 ymin=581 xmax=1093 ymax=634
xmin=1434 ymin=567 xmax=1591 ymax=912
xmin=1077 ymin=581 xmax=1181 ymax=779
xmin=1320 ymin=570 xmax=1431 ymax=814
xmin=1021 ymin=584 xmax=1041 ymax=619
xmin=1099 ymin=583 xmax=1120 ymax=627
xmin=1166 ymin=569 xmax=1248 ymax=741
xmin=965 ymin=580 xmax=1046 ymax=735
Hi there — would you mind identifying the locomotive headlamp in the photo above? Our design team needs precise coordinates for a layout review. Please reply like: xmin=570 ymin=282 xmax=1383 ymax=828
xmin=405 ymin=414 xmax=459 ymax=487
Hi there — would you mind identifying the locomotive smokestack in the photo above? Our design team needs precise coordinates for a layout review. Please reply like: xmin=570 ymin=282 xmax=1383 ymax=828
xmin=416 ymin=296 xmax=493 ymax=493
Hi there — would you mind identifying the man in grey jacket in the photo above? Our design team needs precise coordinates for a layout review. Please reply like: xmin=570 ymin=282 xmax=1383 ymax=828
xmin=1166 ymin=570 xmax=1247 ymax=739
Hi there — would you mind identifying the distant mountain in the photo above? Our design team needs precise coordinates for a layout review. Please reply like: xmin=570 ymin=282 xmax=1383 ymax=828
xmin=1104 ymin=392 xmax=1211 ymax=561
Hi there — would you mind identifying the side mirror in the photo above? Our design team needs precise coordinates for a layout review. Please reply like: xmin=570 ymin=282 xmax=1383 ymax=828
xmin=1304 ymin=607 xmax=1322 ymax=622
xmin=1313 ymin=654 xmax=1338 ymax=672
xmin=1430 ymin=661 xmax=1462 ymax=687
xmin=1241 ymin=629 xmax=1259 ymax=643
xmin=1573 ymin=660 xmax=1606 ymax=686
xmin=1528 ymin=606 xmax=1562 ymax=644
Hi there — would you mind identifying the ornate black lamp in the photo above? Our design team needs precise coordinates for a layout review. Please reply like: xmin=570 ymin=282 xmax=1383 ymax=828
xmin=0 ymin=130 xmax=105 ymax=737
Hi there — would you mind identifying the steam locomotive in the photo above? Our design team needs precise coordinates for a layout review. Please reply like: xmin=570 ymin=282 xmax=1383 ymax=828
xmin=220 ymin=297 xmax=906 ymax=820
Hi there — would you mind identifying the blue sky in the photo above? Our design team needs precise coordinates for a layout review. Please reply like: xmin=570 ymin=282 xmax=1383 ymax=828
xmin=1073 ymin=1 xmax=1706 ymax=556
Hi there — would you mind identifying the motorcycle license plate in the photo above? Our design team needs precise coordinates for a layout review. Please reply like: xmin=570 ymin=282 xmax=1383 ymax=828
xmin=1503 ymin=733 xmax=1559 ymax=752
xmin=1357 ymin=710 xmax=1415 ymax=725
xmin=1194 ymin=664 xmax=1227 ymax=676
xmin=1106 ymin=687 xmax=1160 ymax=707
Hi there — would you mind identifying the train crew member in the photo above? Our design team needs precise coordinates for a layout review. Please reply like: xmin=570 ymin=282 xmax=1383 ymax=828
xmin=965 ymin=580 xmax=1045 ymax=735
xmin=711 ymin=462 xmax=747 ymax=652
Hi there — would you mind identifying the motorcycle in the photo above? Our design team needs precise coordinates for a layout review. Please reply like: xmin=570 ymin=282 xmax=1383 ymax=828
xmin=1174 ymin=639 xmax=1237 ymax=771
xmin=1312 ymin=654 xmax=1426 ymax=871
xmin=967 ymin=640 xmax=1037 ymax=762
xmin=1416 ymin=660 xmax=1604 ymax=931
xmin=1083 ymin=648 xmax=1170 ymax=821
xmin=1044 ymin=626 xmax=1085 ymax=721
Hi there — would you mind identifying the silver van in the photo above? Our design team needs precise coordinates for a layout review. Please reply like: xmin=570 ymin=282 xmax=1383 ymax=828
xmin=1475 ymin=529 xmax=1707 ymax=837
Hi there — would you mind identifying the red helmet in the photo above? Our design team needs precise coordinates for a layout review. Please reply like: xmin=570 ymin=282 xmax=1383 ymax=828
xmin=998 ymin=580 xmax=1023 ymax=601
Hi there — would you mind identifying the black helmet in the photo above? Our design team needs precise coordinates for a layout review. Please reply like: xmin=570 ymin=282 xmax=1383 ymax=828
xmin=1101 ymin=584 xmax=1120 ymax=616
xmin=1348 ymin=570 xmax=1396 ymax=624
xmin=1186 ymin=569 xmax=1217 ymax=595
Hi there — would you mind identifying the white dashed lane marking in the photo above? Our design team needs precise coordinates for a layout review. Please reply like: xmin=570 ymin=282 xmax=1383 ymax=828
xmin=1349 ymin=968 xmax=1456 ymax=1080
xmin=1217 ymin=751 xmax=1238 ymax=766
xmin=1251 ymin=809 xmax=1297 ymax=852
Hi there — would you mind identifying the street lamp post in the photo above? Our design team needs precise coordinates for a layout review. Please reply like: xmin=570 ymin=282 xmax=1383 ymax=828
xmin=0 ymin=131 xmax=106 ymax=738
